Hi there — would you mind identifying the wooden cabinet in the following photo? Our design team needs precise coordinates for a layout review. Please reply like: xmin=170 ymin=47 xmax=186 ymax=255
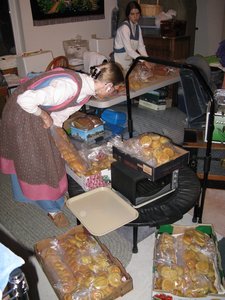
xmin=143 ymin=35 xmax=191 ymax=61
xmin=183 ymin=130 xmax=225 ymax=189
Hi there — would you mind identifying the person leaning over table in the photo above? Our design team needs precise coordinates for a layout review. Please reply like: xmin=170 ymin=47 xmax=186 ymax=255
xmin=113 ymin=0 xmax=152 ymax=74
xmin=0 ymin=62 xmax=124 ymax=228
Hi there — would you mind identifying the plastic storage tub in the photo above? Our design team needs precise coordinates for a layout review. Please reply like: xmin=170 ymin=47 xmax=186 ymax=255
xmin=101 ymin=109 xmax=126 ymax=126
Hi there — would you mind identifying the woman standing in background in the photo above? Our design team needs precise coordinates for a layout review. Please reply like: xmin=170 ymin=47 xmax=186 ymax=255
xmin=113 ymin=1 xmax=150 ymax=73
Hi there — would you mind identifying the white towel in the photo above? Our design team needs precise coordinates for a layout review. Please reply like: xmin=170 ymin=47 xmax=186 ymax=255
xmin=83 ymin=51 xmax=108 ymax=74
xmin=0 ymin=243 xmax=25 ymax=298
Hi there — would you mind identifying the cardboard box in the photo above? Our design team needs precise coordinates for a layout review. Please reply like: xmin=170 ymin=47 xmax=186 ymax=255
xmin=152 ymin=224 xmax=225 ymax=300
xmin=35 ymin=225 xmax=133 ymax=300
xmin=139 ymin=99 xmax=166 ymax=111
xmin=70 ymin=124 xmax=104 ymax=141
xmin=16 ymin=50 xmax=53 ymax=77
xmin=63 ymin=113 xmax=105 ymax=141
xmin=205 ymin=109 xmax=225 ymax=144
xmin=66 ymin=164 xmax=111 ymax=191
xmin=139 ymin=91 xmax=167 ymax=111
xmin=112 ymin=145 xmax=189 ymax=181
xmin=139 ymin=91 xmax=167 ymax=103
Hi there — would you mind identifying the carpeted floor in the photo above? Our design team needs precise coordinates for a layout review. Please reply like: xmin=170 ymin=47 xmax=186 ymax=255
xmin=0 ymin=173 xmax=134 ymax=266
xmin=114 ymin=104 xmax=187 ymax=145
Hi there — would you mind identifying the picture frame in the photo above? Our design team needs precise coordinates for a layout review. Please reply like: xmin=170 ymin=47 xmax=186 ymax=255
xmin=30 ymin=0 xmax=105 ymax=26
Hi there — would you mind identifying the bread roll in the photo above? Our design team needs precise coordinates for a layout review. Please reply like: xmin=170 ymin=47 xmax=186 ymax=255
xmin=52 ymin=127 xmax=88 ymax=174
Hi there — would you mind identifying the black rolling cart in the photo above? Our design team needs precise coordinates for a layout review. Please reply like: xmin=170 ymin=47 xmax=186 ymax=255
xmin=124 ymin=56 xmax=216 ymax=225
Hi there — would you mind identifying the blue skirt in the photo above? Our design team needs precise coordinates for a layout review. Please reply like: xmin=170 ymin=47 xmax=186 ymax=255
xmin=11 ymin=174 xmax=65 ymax=213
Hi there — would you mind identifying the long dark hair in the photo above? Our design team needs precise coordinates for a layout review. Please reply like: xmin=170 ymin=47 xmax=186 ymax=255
xmin=125 ymin=1 xmax=142 ymax=18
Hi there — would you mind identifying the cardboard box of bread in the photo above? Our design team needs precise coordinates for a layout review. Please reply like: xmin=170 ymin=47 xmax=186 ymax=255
xmin=51 ymin=126 xmax=114 ymax=190
xmin=63 ymin=111 xmax=104 ymax=141
xmin=152 ymin=224 xmax=225 ymax=299
xmin=35 ymin=225 xmax=133 ymax=300
xmin=65 ymin=143 xmax=113 ymax=191
xmin=112 ymin=132 xmax=189 ymax=181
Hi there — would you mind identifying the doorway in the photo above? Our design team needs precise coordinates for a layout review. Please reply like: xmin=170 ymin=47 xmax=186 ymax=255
xmin=0 ymin=0 xmax=16 ymax=56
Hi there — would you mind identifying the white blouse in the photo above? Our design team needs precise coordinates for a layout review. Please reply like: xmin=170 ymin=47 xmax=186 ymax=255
xmin=17 ymin=73 xmax=95 ymax=127
xmin=114 ymin=21 xmax=148 ymax=59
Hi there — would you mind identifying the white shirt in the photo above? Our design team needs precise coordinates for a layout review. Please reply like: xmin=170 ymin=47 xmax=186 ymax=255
xmin=114 ymin=21 xmax=148 ymax=60
xmin=17 ymin=73 xmax=95 ymax=127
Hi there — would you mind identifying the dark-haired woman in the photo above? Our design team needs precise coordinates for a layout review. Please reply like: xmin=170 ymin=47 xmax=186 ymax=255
xmin=114 ymin=1 xmax=150 ymax=73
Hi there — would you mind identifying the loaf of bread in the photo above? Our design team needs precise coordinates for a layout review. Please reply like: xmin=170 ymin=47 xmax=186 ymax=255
xmin=51 ymin=127 xmax=88 ymax=174
xmin=72 ymin=114 xmax=103 ymax=130
xmin=72 ymin=116 xmax=94 ymax=130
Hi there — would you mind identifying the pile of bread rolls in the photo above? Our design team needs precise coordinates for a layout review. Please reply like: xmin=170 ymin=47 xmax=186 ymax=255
xmin=122 ymin=133 xmax=179 ymax=167
xmin=38 ymin=227 xmax=129 ymax=299
xmin=154 ymin=229 xmax=221 ymax=297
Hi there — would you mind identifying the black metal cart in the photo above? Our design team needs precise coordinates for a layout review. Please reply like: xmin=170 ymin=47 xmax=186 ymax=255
xmin=125 ymin=56 xmax=216 ymax=224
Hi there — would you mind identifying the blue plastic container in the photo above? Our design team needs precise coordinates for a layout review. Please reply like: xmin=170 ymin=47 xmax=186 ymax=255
xmin=101 ymin=109 xmax=126 ymax=126
xmin=104 ymin=122 xmax=126 ymax=135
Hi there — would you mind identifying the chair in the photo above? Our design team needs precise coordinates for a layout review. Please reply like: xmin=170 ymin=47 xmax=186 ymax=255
xmin=45 ymin=56 xmax=69 ymax=71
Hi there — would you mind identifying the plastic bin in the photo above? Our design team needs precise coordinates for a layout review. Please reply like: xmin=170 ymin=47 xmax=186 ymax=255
xmin=101 ymin=109 xmax=126 ymax=126
xmin=104 ymin=122 xmax=126 ymax=135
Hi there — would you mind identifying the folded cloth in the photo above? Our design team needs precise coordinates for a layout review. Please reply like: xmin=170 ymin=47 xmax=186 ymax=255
xmin=0 ymin=243 xmax=25 ymax=298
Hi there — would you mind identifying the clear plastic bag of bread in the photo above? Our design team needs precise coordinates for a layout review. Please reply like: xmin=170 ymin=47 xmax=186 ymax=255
xmin=50 ymin=125 xmax=89 ymax=175
xmin=39 ymin=227 xmax=126 ymax=299
xmin=173 ymin=228 xmax=223 ymax=296
xmin=38 ymin=242 xmax=77 ymax=294
xmin=153 ymin=64 xmax=170 ymax=76
xmin=155 ymin=232 xmax=177 ymax=265
xmin=124 ymin=132 xmax=178 ymax=166
xmin=154 ymin=230 xmax=223 ymax=297
xmin=136 ymin=62 xmax=154 ymax=82
xmin=80 ymin=144 xmax=115 ymax=176
xmin=129 ymin=62 xmax=154 ymax=90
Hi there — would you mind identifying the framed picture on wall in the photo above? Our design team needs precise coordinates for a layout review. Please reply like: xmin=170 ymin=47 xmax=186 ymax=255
xmin=30 ymin=0 xmax=105 ymax=26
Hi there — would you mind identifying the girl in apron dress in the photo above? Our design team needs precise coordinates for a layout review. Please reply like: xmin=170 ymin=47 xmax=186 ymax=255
xmin=0 ymin=62 xmax=124 ymax=227
xmin=113 ymin=1 xmax=148 ymax=73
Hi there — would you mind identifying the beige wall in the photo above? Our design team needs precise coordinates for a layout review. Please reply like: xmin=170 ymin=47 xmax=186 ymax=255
xmin=194 ymin=0 xmax=225 ymax=56
xmin=17 ymin=0 xmax=117 ymax=57
xmin=12 ymin=0 xmax=225 ymax=58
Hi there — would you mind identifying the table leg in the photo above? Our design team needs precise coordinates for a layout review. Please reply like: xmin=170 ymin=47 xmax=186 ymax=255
xmin=132 ymin=226 xmax=138 ymax=253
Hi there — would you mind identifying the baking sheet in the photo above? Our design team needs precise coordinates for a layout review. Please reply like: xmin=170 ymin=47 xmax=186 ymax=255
xmin=66 ymin=187 xmax=139 ymax=236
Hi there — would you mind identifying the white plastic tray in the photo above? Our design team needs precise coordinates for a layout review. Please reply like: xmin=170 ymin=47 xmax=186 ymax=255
xmin=66 ymin=187 xmax=139 ymax=236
